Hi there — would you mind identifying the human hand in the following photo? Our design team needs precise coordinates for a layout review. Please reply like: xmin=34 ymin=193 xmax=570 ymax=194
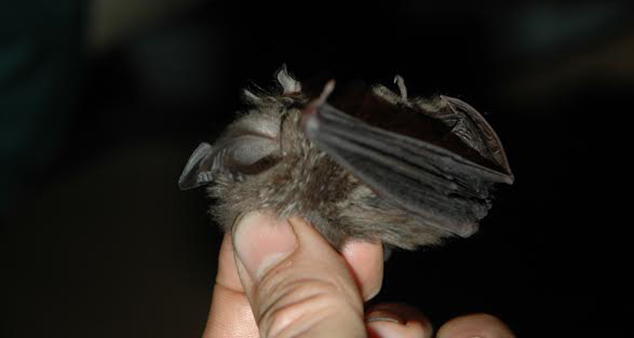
xmin=203 ymin=212 xmax=515 ymax=338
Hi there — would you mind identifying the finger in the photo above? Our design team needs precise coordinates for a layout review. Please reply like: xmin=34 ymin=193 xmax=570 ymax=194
xmin=436 ymin=313 xmax=515 ymax=338
xmin=203 ymin=233 xmax=259 ymax=338
xmin=215 ymin=232 xmax=243 ymax=292
xmin=233 ymin=212 xmax=366 ymax=338
xmin=341 ymin=240 xmax=384 ymax=301
xmin=365 ymin=303 xmax=433 ymax=338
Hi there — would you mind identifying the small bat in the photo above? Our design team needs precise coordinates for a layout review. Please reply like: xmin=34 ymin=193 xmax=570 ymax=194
xmin=179 ymin=66 xmax=514 ymax=250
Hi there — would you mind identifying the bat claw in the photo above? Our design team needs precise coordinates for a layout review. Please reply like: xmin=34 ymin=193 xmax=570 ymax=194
xmin=394 ymin=75 xmax=407 ymax=100
xmin=319 ymin=79 xmax=336 ymax=103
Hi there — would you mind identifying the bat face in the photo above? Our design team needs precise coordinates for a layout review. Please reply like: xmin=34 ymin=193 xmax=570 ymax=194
xmin=179 ymin=66 xmax=513 ymax=250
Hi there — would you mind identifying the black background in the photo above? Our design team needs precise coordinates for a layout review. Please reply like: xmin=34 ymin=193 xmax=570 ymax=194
xmin=2 ymin=1 xmax=633 ymax=337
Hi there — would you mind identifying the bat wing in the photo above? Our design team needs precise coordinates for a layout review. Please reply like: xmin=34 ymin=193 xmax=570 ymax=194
xmin=302 ymin=87 xmax=513 ymax=238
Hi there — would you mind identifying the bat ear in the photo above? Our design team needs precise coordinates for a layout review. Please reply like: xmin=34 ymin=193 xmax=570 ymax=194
xmin=439 ymin=96 xmax=514 ymax=183
xmin=178 ymin=137 xmax=281 ymax=190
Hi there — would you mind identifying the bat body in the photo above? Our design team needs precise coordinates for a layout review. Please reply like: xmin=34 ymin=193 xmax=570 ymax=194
xmin=179 ymin=66 xmax=514 ymax=250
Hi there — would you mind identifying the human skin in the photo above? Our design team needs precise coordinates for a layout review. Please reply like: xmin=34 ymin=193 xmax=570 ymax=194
xmin=202 ymin=212 xmax=515 ymax=338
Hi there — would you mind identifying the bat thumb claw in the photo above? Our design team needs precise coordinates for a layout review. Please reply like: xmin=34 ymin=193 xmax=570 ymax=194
xmin=316 ymin=79 xmax=336 ymax=105
xmin=393 ymin=75 xmax=407 ymax=100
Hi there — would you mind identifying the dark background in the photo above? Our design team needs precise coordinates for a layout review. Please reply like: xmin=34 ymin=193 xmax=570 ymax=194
xmin=2 ymin=1 xmax=632 ymax=337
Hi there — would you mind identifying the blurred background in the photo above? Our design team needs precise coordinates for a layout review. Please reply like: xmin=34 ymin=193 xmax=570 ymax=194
xmin=1 ymin=1 xmax=633 ymax=337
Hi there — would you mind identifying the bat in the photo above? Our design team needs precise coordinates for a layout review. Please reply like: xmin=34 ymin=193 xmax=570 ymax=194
xmin=178 ymin=65 xmax=514 ymax=250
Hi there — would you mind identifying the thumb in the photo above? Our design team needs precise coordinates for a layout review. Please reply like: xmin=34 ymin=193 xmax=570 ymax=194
xmin=232 ymin=212 xmax=366 ymax=338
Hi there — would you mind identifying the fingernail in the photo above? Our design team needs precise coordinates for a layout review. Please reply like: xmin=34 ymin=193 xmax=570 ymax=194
xmin=365 ymin=311 xmax=408 ymax=338
xmin=233 ymin=212 xmax=298 ymax=281
xmin=365 ymin=310 xmax=406 ymax=325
